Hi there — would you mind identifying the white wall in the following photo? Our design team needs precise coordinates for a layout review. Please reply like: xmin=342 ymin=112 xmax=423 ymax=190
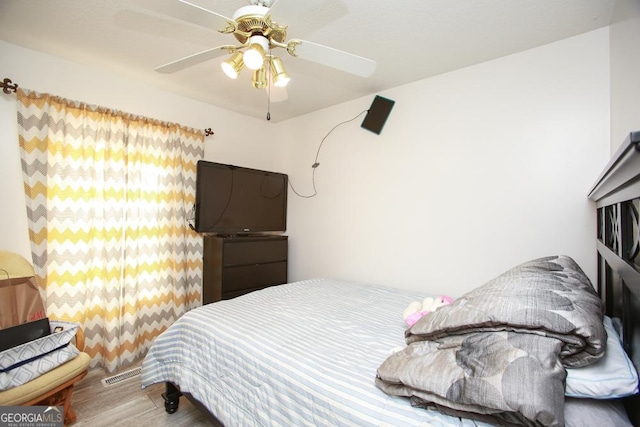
xmin=0 ymin=41 xmax=273 ymax=261
xmin=609 ymin=0 xmax=640 ymax=153
xmin=1 ymin=28 xmax=612 ymax=298
xmin=278 ymin=29 xmax=610 ymax=296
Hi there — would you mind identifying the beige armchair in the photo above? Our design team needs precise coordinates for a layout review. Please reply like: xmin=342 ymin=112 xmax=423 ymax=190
xmin=0 ymin=250 xmax=91 ymax=425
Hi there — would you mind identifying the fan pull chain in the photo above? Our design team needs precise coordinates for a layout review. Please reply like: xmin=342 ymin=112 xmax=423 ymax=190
xmin=266 ymin=77 xmax=271 ymax=119
xmin=266 ymin=51 xmax=272 ymax=120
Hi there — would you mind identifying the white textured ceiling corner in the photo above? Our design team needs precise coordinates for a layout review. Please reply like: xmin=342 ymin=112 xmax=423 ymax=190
xmin=0 ymin=0 xmax=614 ymax=122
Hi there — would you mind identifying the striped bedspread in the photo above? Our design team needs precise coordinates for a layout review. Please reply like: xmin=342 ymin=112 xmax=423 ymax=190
xmin=141 ymin=278 xmax=489 ymax=426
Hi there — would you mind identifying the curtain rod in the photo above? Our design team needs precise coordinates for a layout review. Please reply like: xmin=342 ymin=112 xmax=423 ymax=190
xmin=1 ymin=76 xmax=214 ymax=136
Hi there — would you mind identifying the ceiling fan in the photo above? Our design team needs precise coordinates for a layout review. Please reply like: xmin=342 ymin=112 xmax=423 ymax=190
xmin=141 ymin=0 xmax=377 ymax=102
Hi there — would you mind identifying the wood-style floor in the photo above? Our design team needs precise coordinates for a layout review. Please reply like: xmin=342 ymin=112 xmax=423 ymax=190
xmin=70 ymin=363 xmax=213 ymax=426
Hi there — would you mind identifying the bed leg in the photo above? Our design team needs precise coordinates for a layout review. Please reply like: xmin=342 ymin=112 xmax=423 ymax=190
xmin=161 ymin=382 xmax=182 ymax=414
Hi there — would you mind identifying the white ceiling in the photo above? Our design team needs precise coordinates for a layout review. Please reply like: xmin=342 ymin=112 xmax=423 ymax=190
xmin=0 ymin=0 xmax=614 ymax=122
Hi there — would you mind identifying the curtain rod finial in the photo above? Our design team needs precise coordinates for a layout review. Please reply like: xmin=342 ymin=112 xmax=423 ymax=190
xmin=1 ymin=78 xmax=18 ymax=94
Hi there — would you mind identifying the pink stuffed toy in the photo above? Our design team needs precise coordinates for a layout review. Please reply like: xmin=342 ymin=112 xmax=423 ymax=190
xmin=402 ymin=295 xmax=453 ymax=327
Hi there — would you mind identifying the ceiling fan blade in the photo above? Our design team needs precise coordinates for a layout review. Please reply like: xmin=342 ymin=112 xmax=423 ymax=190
xmin=155 ymin=46 xmax=231 ymax=73
xmin=265 ymin=85 xmax=288 ymax=103
xmin=138 ymin=0 xmax=235 ymax=33
xmin=291 ymin=40 xmax=376 ymax=78
xmin=266 ymin=0 xmax=324 ymax=25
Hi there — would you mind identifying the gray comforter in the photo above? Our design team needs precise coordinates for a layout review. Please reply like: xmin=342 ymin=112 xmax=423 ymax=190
xmin=376 ymin=255 xmax=606 ymax=426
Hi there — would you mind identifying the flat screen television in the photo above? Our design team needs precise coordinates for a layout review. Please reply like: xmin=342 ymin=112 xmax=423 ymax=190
xmin=194 ymin=161 xmax=288 ymax=234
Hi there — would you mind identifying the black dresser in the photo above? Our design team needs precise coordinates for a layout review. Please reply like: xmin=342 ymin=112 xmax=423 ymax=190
xmin=202 ymin=234 xmax=288 ymax=304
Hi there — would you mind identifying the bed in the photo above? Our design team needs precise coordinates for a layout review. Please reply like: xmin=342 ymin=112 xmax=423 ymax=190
xmin=141 ymin=131 xmax=640 ymax=426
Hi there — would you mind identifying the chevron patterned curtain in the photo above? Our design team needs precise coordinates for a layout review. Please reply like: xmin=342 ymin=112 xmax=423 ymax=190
xmin=16 ymin=88 xmax=204 ymax=372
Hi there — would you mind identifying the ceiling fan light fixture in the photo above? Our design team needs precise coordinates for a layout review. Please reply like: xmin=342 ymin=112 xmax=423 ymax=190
xmin=221 ymin=51 xmax=245 ymax=79
xmin=244 ymin=36 xmax=269 ymax=70
xmin=252 ymin=67 xmax=267 ymax=89
xmin=270 ymin=57 xmax=290 ymax=87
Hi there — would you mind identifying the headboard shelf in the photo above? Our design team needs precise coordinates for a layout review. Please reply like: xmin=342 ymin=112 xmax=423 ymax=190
xmin=589 ymin=130 xmax=640 ymax=206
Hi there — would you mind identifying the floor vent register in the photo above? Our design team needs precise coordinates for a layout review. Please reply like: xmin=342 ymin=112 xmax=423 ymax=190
xmin=101 ymin=366 xmax=142 ymax=387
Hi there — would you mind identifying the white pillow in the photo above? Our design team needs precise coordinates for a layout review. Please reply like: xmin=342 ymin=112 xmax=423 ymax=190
xmin=565 ymin=316 xmax=639 ymax=398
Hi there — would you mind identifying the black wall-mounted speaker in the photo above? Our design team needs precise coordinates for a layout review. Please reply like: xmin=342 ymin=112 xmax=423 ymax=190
xmin=361 ymin=95 xmax=396 ymax=135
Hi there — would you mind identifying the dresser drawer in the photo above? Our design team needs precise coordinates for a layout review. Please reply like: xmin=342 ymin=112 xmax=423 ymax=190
xmin=223 ymin=239 xmax=287 ymax=266
xmin=222 ymin=261 xmax=287 ymax=293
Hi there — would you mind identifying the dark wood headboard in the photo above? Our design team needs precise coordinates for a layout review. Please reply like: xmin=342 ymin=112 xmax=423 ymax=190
xmin=588 ymin=130 xmax=640 ymax=423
